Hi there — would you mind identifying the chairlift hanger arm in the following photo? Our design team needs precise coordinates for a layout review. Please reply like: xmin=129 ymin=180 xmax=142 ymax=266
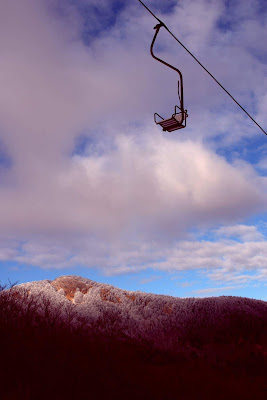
xmin=150 ymin=22 xmax=184 ymax=113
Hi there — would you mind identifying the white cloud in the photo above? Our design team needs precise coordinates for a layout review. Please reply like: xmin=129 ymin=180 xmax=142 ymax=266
xmin=190 ymin=285 xmax=243 ymax=296
xmin=0 ymin=225 xmax=266 ymax=284
xmin=0 ymin=132 xmax=265 ymax=237
xmin=206 ymin=269 xmax=266 ymax=285
xmin=215 ymin=224 xmax=265 ymax=241
xmin=257 ymin=156 xmax=267 ymax=172
xmin=139 ymin=276 xmax=161 ymax=285
xmin=179 ymin=281 xmax=194 ymax=288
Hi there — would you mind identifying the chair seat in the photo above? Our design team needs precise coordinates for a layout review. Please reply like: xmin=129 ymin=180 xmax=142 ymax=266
xmin=158 ymin=116 xmax=184 ymax=132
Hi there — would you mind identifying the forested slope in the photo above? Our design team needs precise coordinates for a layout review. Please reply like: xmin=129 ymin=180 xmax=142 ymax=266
xmin=0 ymin=275 xmax=266 ymax=399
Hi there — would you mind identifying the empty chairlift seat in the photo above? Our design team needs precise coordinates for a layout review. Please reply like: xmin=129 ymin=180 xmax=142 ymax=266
xmin=154 ymin=107 xmax=188 ymax=132
xmin=150 ymin=22 xmax=188 ymax=133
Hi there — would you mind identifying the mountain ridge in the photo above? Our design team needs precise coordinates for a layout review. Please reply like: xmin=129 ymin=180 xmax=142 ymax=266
xmin=1 ymin=274 xmax=266 ymax=399
xmin=16 ymin=273 xmax=267 ymax=303
xmin=8 ymin=275 xmax=267 ymax=352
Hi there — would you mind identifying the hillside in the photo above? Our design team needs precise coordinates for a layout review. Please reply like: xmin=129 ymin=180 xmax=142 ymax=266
xmin=0 ymin=275 xmax=266 ymax=400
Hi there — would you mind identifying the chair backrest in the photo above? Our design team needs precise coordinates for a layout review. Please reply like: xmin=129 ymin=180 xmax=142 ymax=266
xmin=173 ymin=113 xmax=183 ymax=124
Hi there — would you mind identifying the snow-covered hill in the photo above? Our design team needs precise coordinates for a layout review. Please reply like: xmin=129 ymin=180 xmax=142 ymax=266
xmin=1 ymin=275 xmax=266 ymax=400
xmin=7 ymin=275 xmax=267 ymax=352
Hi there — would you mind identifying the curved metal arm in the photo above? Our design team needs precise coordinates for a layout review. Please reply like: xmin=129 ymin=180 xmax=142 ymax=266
xmin=150 ymin=23 xmax=185 ymax=116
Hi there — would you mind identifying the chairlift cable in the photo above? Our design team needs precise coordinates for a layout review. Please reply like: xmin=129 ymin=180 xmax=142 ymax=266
xmin=138 ymin=0 xmax=267 ymax=136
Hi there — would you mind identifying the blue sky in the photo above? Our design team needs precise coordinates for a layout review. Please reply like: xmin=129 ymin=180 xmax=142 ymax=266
xmin=0 ymin=0 xmax=266 ymax=300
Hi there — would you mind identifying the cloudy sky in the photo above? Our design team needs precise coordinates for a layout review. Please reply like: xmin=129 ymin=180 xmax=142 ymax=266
xmin=0 ymin=0 xmax=266 ymax=300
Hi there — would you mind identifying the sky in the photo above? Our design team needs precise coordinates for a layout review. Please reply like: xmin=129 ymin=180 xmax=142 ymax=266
xmin=0 ymin=0 xmax=266 ymax=300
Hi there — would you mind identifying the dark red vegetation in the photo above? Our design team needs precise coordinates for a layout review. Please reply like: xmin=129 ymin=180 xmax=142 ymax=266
xmin=0 ymin=277 xmax=266 ymax=400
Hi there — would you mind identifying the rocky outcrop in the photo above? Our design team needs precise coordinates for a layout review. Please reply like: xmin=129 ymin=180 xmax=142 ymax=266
xmin=51 ymin=276 xmax=93 ymax=302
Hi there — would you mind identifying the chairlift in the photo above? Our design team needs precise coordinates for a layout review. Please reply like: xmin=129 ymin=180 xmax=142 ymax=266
xmin=139 ymin=0 xmax=266 ymax=136
xmin=151 ymin=22 xmax=188 ymax=132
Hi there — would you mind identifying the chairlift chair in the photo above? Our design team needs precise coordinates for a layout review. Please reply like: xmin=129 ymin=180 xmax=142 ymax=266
xmin=151 ymin=22 xmax=188 ymax=132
